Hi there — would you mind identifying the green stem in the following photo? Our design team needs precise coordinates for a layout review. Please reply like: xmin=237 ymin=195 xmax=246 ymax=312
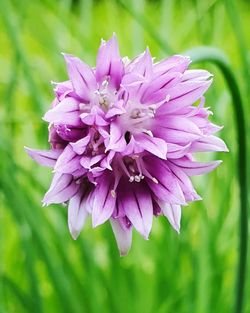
xmin=185 ymin=46 xmax=248 ymax=313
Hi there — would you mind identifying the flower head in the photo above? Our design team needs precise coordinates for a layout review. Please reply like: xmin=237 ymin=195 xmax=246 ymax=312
xmin=26 ymin=34 xmax=228 ymax=255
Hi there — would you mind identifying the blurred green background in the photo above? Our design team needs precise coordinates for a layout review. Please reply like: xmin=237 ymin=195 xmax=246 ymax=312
xmin=0 ymin=0 xmax=249 ymax=312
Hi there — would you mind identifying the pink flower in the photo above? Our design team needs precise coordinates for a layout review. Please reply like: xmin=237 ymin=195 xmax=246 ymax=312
xmin=26 ymin=34 xmax=228 ymax=255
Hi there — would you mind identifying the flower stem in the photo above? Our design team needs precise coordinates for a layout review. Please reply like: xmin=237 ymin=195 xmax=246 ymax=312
xmin=185 ymin=46 xmax=248 ymax=313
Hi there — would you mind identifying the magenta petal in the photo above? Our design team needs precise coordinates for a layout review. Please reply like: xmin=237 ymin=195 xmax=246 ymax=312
xmin=106 ymin=122 xmax=126 ymax=152
xmin=43 ymin=97 xmax=81 ymax=126
xmin=167 ymin=161 xmax=201 ymax=202
xmin=141 ymin=72 xmax=182 ymax=104
xmin=158 ymin=80 xmax=212 ymax=114
xmin=25 ymin=147 xmax=62 ymax=167
xmin=96 ymin=34 xmax=124 ymax=89
xmin=189 ymin=135 xmax=229 ymax=152
xmin=110 ymin=218 xmax=132 ymax=256
xmin=122 ymin=183 xmax=153 ymax=239
xmin=181 ymin=69 xmax=212 ymax=82
xmin=170 ymin=157 xmax=222 ymax=176
xmin=68 ymin=189 xmax=88 ymax=240
xmin=158 ymin=201 xmax=181 ymax=233
xmin=43 ymin=173 xmax=79 ymax=205
xmin=167 ymin=143 xmax=191 ymax=159
xmin=153 ymin=55 xmax=191 ymax=76
xmin=71 ymin=133 xmax=91 ymax=155
xmin=134 ymin=133 xmax=168 ymax=159
xmin=92 ymin=175 xmax=116 ymax=227
xmin=54 ymin=145 xmax=81 ymax=173
xmin=63 ymin=54 xmax=96 ymax=101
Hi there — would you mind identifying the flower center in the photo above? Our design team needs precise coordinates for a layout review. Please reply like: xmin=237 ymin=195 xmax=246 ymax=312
xmin=93 ymin=80 xmax=116 ymax=111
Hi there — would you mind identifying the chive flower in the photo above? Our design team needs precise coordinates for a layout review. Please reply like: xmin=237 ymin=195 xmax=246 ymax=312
xmin=26 ymin=34 xmax=228 ymax=255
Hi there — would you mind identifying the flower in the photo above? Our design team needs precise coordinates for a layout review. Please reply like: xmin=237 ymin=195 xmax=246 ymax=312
xmin=25 ymin=34 xmax=228 ymax=256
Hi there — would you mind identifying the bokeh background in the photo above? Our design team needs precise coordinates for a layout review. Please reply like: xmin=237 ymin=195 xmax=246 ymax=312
xmin=0 ymin=0 xmax=249 ymax=312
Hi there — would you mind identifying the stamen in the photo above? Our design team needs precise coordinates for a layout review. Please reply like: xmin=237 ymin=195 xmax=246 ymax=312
xmin=129 ymin=176 xmax=134 ymax=182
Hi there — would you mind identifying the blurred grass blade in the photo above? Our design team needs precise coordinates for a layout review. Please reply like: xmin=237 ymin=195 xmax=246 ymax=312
xmin=185 ymin=46 xmax=248 ymax=313
xmin=116 ymin=0 xmax=174 ymax=54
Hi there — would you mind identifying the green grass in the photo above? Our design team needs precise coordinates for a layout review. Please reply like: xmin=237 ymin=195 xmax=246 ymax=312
xmin=0 ymin=0 xmax=249 ymax=312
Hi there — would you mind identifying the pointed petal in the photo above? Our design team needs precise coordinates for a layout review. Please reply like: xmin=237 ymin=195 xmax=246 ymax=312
xmin=43 ymin=97 xmax=82 ymax=126
xmin=71 ymin=133 xmax=91 ymax=155
xmin=106 ymin=122 xmax=126 ymax=152
xmin=135 ymin=134 xmax=168 ymax=159
xmin=54 ymin=145 xmax=81 ymax=173
xmin=110 ymin=218 xmax=132 ymax=256
xmin=96 ymin=34 xmax=124 ymax=89
xmin=43 ymin=173 xmax=79 ymax=205
xmin=170 ymin=157 xmax=222 ymax=176
xmin=158 ymin=201 xmax=181 ymax=233
xmin=68 ymin=189 xmax=88 ymax=240
xmin=145 ymin=157 xmax=186 ymax=205
xmin=153 ymin=55 xmax=191 ymax=76
xmin=25 ymin=147 xmax=62 ymax=167
xmin=63 ymin=54 xmax=96 ymax=101
xmin=92 ymin=175 xmax=116 ymax=227
xmin=158 ymin=80 xmax=212 ymax=114
xmin=189 ymin=135 xmax=229 ymax=152
xmin=122 ymin=183 xmax=153 ymax=239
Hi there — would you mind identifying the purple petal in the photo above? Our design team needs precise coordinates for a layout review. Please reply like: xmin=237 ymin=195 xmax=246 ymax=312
xmin=106 ymin=122 xmax=126 ymax=152
xmin=71 ymin=133 xmax=91 ymax=155
xmin=189 ymin=135 xmax=229 ymax=152
xmin=122 ymin=182 xmax=153 ymax=239
xmin=167 ymin=143 xmax=191 ymax=159
xmin=96 ymin=34 xmax=124 ymax=89
xmin=141 ymin=72 xmax=182 ymax=104
xmin=54 ymin=145 xmax=81 ymax=173
xmin=43 ymin=173 xmax=79 ymax=205
xmin=167 ymin=161 xmax=201 ymax=202
xmin=157 ymin=80 xmax=212 ymax=114
xmin=110 ymin=218 xmax=132 ymax=256
xmin=25 ymin=147 xmax=62 ymax=167
xmin=170 ymin=157 xmax=222 ymax=176
xmin=134 ymin=133 xmax=168 ymax=159
xmin=145 ymin=157 xmax=186 ymax=205
xmin=153 ymin=55 xmax=190 ymax=76
xmin=63 ymin=54 xmax=96 ymax=101
xmin=92 ymin=175 xmax=116 ymax=227
xmin=158 ymin=201 xmax=181 ymax=233
xmin=68 ymin=189 xmax=88 ymax=240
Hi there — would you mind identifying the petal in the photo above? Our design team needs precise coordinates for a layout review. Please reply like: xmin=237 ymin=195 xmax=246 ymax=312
xmin=167 ymin=143 xmax=191 ymax=159
xmin=92 ymin=175 xmax=116 ymax=227
xmin=25 ymin=147 xmax=62 ymax=167
xmin=153 ymin=55 xmax=191 ymax=76
xmin=71 ymin=133 xmax=91 ymax=155
xmin=110 ymin=218 xmax=132 ymax=256
xmin=158 ymin=201 xmax=181 ymax=233
xmin=189 ymin=135 xmax=229 ymax=152
xmin=96 ymin=34 xmax=124 ymax=89
xmin=170 ymin=157 xmax=222 ymax=176
xmin=144 ymin=157 xmax=186 ymax=205
xmin=55 ymin=125 xmax=85 ymax=142
xmin=68 ymin=189 xmax=88 ymax=240
xmin=181 ymin=69 xmax=213 ymax=82
xmin=63 ymin=54 xmax=96 ymax=101
xmin=141 ymin=72 xmax=182 ymax=104
xmin=121 ymin=182 xmax=153 ymax=239
xmin=167 ymin=161 xmax=201 ymax=202
xmin=43 ymin=173 xmax=79 ymax=205
xmin=157 ymin=80 xmax=212 ymax=114
xmin=105 ymin=100 xmax=126 ymax=119
xmin=106 ymin=122 xmax=126 ymax=152
xmin=54 ymin=145 xmax=81 ymax=173
xmin=134 ymin=133 xmax=168 ymax=159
